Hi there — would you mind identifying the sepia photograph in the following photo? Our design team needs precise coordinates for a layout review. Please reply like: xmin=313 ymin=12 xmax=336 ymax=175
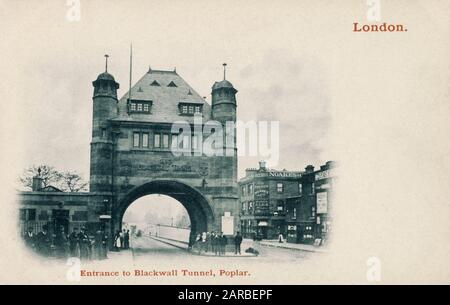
xmin=0 ymin=0 xmax=449 ymax=287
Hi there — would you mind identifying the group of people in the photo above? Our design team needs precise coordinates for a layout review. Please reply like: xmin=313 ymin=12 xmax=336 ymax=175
xmin=24 ymin=225 xmax=108 ymax=260
xmin=193 ymin=231 xmax=243 ymax=255
xmin=112 ymin=229 xmax=130 ymax=251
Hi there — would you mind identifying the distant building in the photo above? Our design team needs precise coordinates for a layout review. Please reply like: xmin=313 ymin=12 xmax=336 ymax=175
xmin=238 ymin=161 xmax=303 ymax=239
xmin=285 ymin=161 xmax=336 ymax=245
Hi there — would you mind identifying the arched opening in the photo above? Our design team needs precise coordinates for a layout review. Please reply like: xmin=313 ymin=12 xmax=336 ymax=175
xmin=122 ymin=194 xmax=191 ymax=249
xmin=113 ymin=180 xmax=215 ymax=249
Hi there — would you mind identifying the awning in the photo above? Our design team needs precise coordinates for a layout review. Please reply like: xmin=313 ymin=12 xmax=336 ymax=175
xmin=258 ymin=221 xmax=269 ymax=227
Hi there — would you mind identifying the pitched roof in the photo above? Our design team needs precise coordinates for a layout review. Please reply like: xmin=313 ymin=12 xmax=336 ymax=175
xmin=114 ymin=69 xmax=211 ymax=124
xmin=39 ymin=185 xmax=63 ymax=192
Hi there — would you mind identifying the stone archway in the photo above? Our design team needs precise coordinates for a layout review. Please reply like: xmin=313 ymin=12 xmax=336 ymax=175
xmin=113 ymin=180 xmax=215 ymax=247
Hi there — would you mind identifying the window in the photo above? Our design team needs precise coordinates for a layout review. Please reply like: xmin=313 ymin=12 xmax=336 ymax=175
xmin=20 ymin=209 xmax=37 ymax=221
xmin=179 ymin=103 xmax=202 ymax=115
xmin=102 ymin=128 xmax=107 ymax=138
xmin=28 ymin=209 xmax=36 ymax=221
xmin=277 ymin=183 xmax=284 ymax=193
xmin=154 ymin=133 xmax=161 ymax=148
xmin=249 ymin=184 xmax=253 ymax=194
xmin=311 ymin=182 xmax=315 ymax=195
xmin=142 ymin=133 xmax=149 ymax=148
xmin=168 ymin=81 xmax=177 ymax=87
xmin=162 ymin=134 xmax=169 ymax=148
xmin=293 ymin=208 xmax=297 ymax=220
xmin=133 ymin=132 xmax=140 ymax=147
xmin=242 ymin=202 xmax=247 ymax=212
xmin=299 ymin=183 xmax=302 ymax=195
xmin=242 ymin=186 xmax=246 ymax=196
xmin=129 ymin=100 xmax=152 ymax=113
xmin=249 ymin=201 xmax=254 ymax=210
xmin=277 ymin=202 xmax=284 ymax=211
xmin=311 ymin=206 xmax=316 ymax=217
xmin=150 ymin=80 xmax=160 ymax=86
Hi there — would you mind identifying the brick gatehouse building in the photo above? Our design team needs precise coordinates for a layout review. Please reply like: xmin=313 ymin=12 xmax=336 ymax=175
xmin=18 ymin=61 xmax=240 ymax=247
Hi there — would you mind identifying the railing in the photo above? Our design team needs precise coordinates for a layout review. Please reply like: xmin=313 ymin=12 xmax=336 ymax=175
xmin=19 ymin=220 xmax=49 ymax=235
xmin=19 ymin=220 xmax=88 ymax=236
xmin=152 ymin=224 xmax=190 ymax=243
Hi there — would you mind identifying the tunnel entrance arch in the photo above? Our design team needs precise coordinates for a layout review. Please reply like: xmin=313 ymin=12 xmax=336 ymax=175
xmin=113 ymin=180 xmax=215 ymax=246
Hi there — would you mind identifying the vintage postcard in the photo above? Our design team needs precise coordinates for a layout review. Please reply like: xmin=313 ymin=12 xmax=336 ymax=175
xmin=0 ymin=0 xmax=448 ymax=286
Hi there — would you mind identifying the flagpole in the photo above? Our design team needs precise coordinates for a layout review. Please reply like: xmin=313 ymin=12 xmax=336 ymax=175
xmin=127 ymin=43 xmax=133 ymax=115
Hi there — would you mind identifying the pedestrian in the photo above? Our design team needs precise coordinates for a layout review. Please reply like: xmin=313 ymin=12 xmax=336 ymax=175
xmin=195 ymin=233 xmax=202 ymax=254
xmin=211 ymin=232 xmax=218 ymax=255
xmin=54 ymin=226 xmax=69 ymax=258
xmin=278 ymin=232 xmax=284 ymax=243
xmin=68 ymin=228 xmax=79 ymax=257
xmin=101 ymin=232 xmax=108 ymax=259
xmin=78 ymin=227 xmax=91 ymax=260
xmin=24 ymin=228 xmax=35 ymax=250
xmin=205 ymin=232 xmax=211 ymax=253
xmin=120 ymin=230 xmax=125 ymax=249
xmin=35 ymin=225 xmax=51 ymax=256
xmin=234 ymin=231 xmax=243 ymax=255
xmin=219 ymin=232 xmax=227 ymax=255
xmin=124 ymin=230 xmax=130 ymax=249
xmin=201 ymin=232 xmax=207 ymax=253
xmin=113 ymin=230 xmax=121 ymax=251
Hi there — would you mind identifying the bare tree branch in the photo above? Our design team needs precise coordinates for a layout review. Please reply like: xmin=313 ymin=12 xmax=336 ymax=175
xmin=18 ymin=165 xmax=60 ymax=190
xmin=18 ymin=165 xmax=88 ymax=192
xmin=57 ymin=171 xmax=89 ymax=192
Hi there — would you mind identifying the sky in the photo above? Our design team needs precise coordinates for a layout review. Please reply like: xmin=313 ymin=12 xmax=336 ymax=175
xmin=123 ymin=195 xmax=188 ymax=225
xmin=1 ymin=0 xmax=331 ymax=186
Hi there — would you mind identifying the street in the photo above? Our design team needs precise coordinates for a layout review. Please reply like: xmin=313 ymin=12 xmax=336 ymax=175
xmin=128 ymin=235 xmax=311 ymax=264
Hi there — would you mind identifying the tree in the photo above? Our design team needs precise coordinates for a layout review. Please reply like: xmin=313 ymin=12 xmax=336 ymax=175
xmin=18 ymin=165 xmax=59 ymax=190
xmin=57 ymin=171 xmax=89 ymax=192
xmin=18 ymin=165 xmax=88 ymax=192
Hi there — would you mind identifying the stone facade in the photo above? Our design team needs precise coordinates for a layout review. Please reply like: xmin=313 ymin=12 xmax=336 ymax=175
xmin=17 ymin=65 xmax=240 ymax=247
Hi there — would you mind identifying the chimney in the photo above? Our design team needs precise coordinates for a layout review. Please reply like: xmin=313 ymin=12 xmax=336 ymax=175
xmin=305 ymin=165 xmax=315 ymax=173
xmin=32 ymin=175 xmax=43 ymax=191
xmin=259 ymin=160 xmax=267 ymax=171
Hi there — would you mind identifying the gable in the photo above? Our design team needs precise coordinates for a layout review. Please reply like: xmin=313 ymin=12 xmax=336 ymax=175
xmin=115 ymin=69 xmax=211 ymax=123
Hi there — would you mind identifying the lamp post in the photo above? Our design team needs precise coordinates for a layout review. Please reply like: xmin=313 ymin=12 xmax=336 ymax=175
xmin=100 ymin=198 xmax=112 ymax=250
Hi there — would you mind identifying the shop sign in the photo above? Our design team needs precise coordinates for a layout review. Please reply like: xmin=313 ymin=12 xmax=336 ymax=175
xmin=317 ymin=192 xmax=328 ymax=214
xmin=315 ymin=168 xmax=335 ymax=181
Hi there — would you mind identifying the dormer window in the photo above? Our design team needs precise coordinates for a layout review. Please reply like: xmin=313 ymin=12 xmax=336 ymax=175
xmin=167 ymin=81 xmax=177 ymax=87
xmin=179 ymin=102 xmax=203 ymax=115
xmin=128 ymin=99 xmax=152 ymax=113
xmin=150 ymin=80 xmax=160 ymax=86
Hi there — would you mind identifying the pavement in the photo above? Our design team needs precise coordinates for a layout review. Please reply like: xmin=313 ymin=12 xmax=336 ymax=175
xmin=150 ymin=236 xmax=257 ymax=257
xmin=258 ymin=239 xmax=329 ymax=253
